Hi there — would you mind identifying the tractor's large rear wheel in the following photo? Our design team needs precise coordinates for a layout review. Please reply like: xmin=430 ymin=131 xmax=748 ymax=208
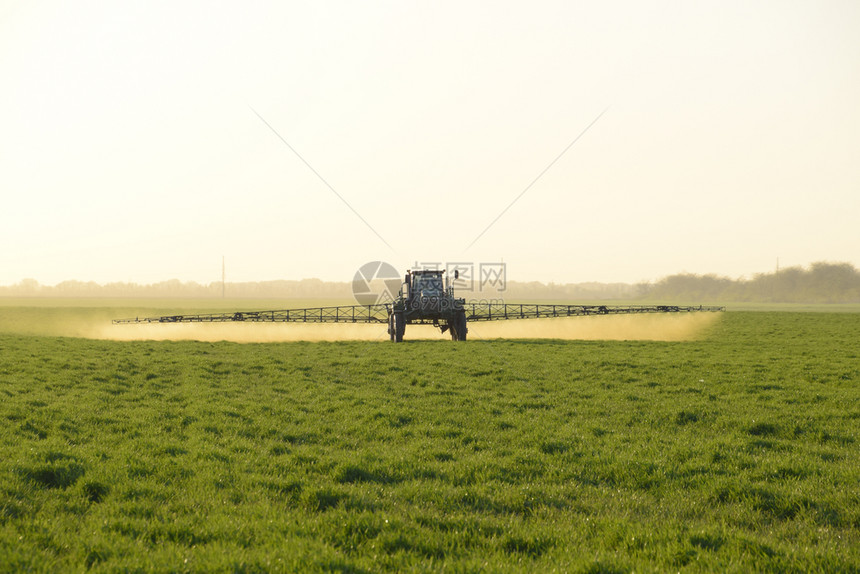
xmin=456 ymin=310 xmax=467 ymax=341
xmin=448 ymin=311 xmax=467 ymax=341
xmin=394 ymin=312 xmax=406 ymax=343
xmin=388 ymin=313 xmax=395 ymax=341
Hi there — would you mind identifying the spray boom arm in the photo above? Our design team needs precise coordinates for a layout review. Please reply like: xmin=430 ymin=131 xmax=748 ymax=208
xmin=113 ymin=303 xmax=723 ymax=325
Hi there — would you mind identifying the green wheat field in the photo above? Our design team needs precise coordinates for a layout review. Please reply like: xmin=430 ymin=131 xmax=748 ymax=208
xmin=0 ymin=303 xmax=858 ymax=572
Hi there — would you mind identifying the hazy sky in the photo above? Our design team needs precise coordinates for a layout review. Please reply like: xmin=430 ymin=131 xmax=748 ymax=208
xmin=2 ymin=1 xmax=858 ymax=286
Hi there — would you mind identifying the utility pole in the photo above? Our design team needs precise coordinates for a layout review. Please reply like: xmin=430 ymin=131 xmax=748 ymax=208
xmin=773 ymin=257 xmax=779 ymax=302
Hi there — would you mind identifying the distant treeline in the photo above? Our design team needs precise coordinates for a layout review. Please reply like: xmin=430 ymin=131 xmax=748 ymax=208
xmin=483 ymin=282 xmax=638 ymax=301
xmin=2 ymin=262 xmax=858 ymax=303
xmin=0 ymin=277 xmax=638 ymax=300
xmin=0 ymin=278 xmax=353 ymax=299
xmin=638 ymin=262 xmax=860 ymax=303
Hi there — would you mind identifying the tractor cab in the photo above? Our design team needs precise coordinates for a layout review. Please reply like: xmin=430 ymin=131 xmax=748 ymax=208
xmin=414 ymin=272 xmax=444 ymax=296
xmin=401 ymin=269 xmax=446 ymax=301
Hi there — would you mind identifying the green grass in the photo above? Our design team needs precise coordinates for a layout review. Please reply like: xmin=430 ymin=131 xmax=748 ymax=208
xmin=0 ymin=311 xmax=858 ymax=571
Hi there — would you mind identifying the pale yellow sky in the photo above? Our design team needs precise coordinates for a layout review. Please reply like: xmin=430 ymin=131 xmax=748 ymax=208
xmin=1 ymin=1 xmax=858 ymax=285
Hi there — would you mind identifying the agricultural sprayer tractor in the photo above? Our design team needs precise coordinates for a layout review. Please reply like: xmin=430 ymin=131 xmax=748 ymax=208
xmin=113 ymin=265 xmax=724 ymax=342
xmin=388 ymin=269 xmax=467 ymax=342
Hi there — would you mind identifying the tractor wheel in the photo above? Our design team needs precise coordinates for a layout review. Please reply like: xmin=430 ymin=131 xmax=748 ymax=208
xmin=388 ymin=314 xmax=395 ymax=341
xmin=394 ymin=312 xmax=406 ymax=343
xmin=456 ymin=310 xmax=467 ymax=341
xmin=447 ymin=319 xmax=457 ymax=340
